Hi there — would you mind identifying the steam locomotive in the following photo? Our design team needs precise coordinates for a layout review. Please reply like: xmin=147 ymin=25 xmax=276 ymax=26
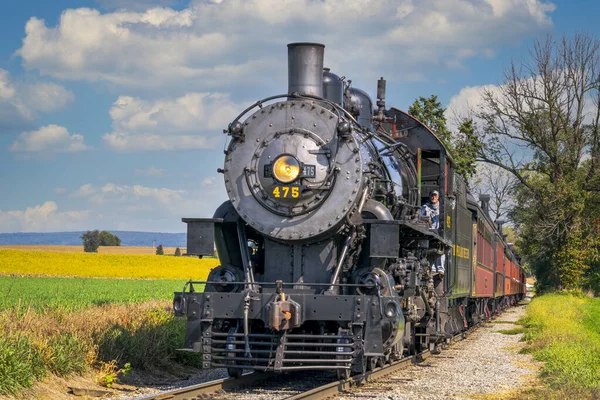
xmin=173 ymin=43 xmax=526 ymax=378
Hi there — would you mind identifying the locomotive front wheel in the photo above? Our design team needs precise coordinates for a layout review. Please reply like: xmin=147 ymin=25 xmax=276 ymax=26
xmin=352 ymin=355 xmax=368 ymax=377
xmin=367 ymin=356 xmax=378 ymax=372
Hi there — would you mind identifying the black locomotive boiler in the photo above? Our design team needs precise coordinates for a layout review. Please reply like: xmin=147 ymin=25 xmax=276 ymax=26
xmin=173 ymin=43 xmax=526 ymax=378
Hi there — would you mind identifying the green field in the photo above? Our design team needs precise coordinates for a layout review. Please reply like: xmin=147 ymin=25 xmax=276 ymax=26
xmin=0 ymin=276 xmax=201 ymax=396
xmin=0 ymin=273 xmax=205 ymax=395
xmin=0 ymin=275 xmax=188 ymax=311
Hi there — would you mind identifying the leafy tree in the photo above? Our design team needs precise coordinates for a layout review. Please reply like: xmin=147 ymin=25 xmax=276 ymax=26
xmin=453 ymin=119 xmax=482 ymax=180
xmin=99 ymin=231 xmax=121 ymax=246
xmin=477 ymin=33 xmax=600 ymax=291
xmin=408 ymin=95 xmax=452 ymax=145
xmin=81 ymin=230 xmax=100 ymax=253
xmin=174 ymin=247 xmax=182 ymax=257
xmin=155 ymin=244 xmax=164 ymax=256
xmin=408 ymin=95 xmax=480 ymax=181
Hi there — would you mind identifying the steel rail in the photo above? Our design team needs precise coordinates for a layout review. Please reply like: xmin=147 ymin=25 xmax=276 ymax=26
xmin=284 ymin=352 xmax=431 ymax=400
xmin=284 ymin=324 xmax=478 ymax=400
xmin=137 ymin=372 xmax=275 ymax=400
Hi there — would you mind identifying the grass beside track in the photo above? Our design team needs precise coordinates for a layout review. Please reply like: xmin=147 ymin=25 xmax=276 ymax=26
xmin=0 ymin=248 xmax=215 ymax=397
xmin=0 ymin=275 xmax=188 ymax=311
xmin=517 ymin=293 xmax=600 ymax=399
xmin=0 ymin=275 xmax=207 ymax=396
xmin=0 ymin=300 xmax=198 ymax=396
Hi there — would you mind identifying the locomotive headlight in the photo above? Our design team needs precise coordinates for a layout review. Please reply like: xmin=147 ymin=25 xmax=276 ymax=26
xmin=385 ymin=301 xmax=398 ymax=318
xmin=273 ymin=155 xmax=300 ymax=183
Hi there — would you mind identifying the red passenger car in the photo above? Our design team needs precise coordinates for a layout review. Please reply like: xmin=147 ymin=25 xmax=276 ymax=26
xmin=467 ymin=194 xmax=525 ymax=315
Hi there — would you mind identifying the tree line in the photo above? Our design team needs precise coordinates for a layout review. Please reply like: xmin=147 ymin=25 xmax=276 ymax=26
xmin=408 ymin=33 xmax=600 ymax=294
xmin=81 ymin=233 xmax=183 ymax=256
xmin=81 ymin=230 xmax=121 ymax=252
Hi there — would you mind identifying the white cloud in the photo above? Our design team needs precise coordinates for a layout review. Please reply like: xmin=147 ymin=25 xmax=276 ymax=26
xmin=70 ymin=183 xmax=98 ymax=198
xmin=0 ymin=201 xmax=89 ymax=233
xmin=0 ymin=179 xmax=227 ymax=233
xmin=71 ymin=182 xmax=186 ymax=206
xmin=446 ymin=79 xmax=600 ymax=131
xmin=102 ymin=92 xmax=239 ymax=151
xmin=103 ymin=132 xmax=218 ymax=151
xmin=16 ymin=1 xmax=555 ymax=91
xmin=9 ymin=124 xmax=91 ymax=153
xmin=61 ymin=179 xmax=227 ymax=230
xmin=0 ymin=70 xmax=35 ymax=131
xmin=132 ymin=185 xmax=186 ymax=204
xmin=202 ymin=175 xmax=218 ymax=185
xmin=135 ymin=166 xmax=166 ymax=176
xmin=445 ymin=84 xmax=500 ymax=131
xmin=0 ymin=70 xmax=16 ymax=100
xmin=0 ymin=69 xmax=74 ymax=133
xmin=21 ymin=82 xmax=75 ymax=113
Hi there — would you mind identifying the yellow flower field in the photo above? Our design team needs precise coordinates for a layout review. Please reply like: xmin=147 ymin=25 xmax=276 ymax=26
xmin=0 ymin=249 xmax=219 ymax=280
xmin=0 ymin=245 xmax=184 ymax=255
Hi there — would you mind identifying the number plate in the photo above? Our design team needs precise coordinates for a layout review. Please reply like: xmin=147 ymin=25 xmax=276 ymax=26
xmin=264 ymin=164 xmax=316 ymax=178
xmin=270 ymin=185 xmax=301 ymax=199
xmin=301 ymin=165 xmax=316 ymax=178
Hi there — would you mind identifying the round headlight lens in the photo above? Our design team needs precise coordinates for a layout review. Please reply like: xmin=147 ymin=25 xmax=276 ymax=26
xmin=273 ymin=155 xmax=300 ymax=183
xmin=385 ymin=301 xmax=398 ymax=318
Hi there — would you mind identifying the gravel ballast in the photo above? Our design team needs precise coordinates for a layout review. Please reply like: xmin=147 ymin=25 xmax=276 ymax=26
xmin=106 ymin=368 xmax=229 ymax=400
xmin=338 ymin=304 xmax=539 ymax=400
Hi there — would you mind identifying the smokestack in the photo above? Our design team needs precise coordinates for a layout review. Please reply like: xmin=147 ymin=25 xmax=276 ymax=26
xmin=479 ymin=194 xmax=491 ymax=218
xmin=287 ymin=43 xmax=325 ymax=97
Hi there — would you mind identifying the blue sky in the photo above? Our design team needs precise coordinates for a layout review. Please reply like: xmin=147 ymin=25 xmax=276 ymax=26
xmin=0 ymin=0 xmax=596 ymax=232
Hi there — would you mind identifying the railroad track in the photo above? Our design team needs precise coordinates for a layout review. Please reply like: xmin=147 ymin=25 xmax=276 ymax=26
xmin=136 ymin=305 xmax=504 ymax=400
xmin=138 ymin=330 xmax=476 ymax=400
xmin=137 ymin=353 xmax=431 ymax=400
xmin=137 ymin=372 xmax=275 ymax=400
xmin=285 ymin=351 xmax=432 ymax=400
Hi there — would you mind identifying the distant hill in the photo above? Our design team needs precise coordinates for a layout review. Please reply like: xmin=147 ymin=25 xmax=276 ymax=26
xmin=0 ymin=231 xmax=186 ymax=247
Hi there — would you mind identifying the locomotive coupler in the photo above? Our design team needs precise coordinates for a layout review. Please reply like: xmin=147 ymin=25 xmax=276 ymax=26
xmin=268 ymin=280 xmax=301 ymax=331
